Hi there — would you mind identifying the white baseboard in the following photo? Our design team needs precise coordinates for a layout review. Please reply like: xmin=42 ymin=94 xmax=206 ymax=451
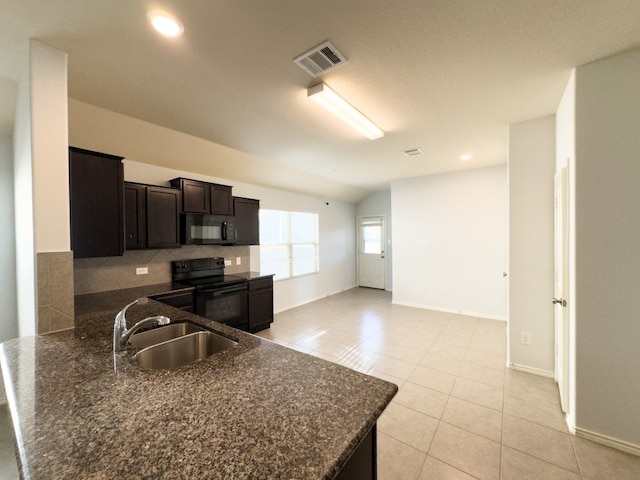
xmin=508 ymin=363 xmax=555 ymax=379
xmin=391 ymin=300 xmax=508 ymax=322
xmin=565 ymin=413 xmax=576 ymax=435
xmin=575 ymin=427 xmax=640 ymax=457
xmin=328 ymin=284 xmax=357 ymax=296
xmin=274 ymin=285 xmax=358 ymax=314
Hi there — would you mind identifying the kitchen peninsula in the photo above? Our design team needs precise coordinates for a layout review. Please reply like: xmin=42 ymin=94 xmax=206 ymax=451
xmin=0 ymin=285 xmax=397 ymax=479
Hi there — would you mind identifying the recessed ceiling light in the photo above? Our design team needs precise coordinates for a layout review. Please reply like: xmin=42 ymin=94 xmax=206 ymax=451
xmin=147 ymin=10 xmax=184 ymax=37
xmin=460 ymin=154 xmax=472 ymax=161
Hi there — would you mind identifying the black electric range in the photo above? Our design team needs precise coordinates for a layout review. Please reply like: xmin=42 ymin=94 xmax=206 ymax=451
xmin=172 ymin=257 xmax=248 ymax=331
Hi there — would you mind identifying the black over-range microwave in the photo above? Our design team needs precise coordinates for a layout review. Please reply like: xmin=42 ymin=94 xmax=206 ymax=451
xmin=181 ymin=213 xmax=236 ymax=245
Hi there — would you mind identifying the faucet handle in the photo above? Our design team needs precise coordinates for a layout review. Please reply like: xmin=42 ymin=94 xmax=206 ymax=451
xmin=148 ymin=315 xmax=171 ymax=326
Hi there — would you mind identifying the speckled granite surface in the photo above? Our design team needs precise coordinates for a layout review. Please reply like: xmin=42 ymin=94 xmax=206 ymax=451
xmin=1 ymin=284 xmax=397 ymax=479
xmin=230 ymin=271 xmax=273 ymax=281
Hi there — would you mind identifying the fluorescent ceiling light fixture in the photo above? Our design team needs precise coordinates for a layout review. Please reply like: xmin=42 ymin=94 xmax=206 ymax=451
xmin=147 ymin=10 xmax=184 ymax=37
xmin=308 ymin=83 xmax=384 ymax=140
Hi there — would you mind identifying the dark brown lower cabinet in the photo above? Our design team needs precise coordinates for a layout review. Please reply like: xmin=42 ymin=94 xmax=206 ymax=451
xmin=335 ymin=425 xmax=377 ymax=480
xmin=247 ymin=276 xmax=273 ymax=333
xmin=125 ymin=182 xmax=181 ymax=249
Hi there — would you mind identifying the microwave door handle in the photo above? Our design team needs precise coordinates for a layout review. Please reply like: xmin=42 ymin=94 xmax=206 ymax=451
xmin=222 ymin=221 xmax=227 ymax=241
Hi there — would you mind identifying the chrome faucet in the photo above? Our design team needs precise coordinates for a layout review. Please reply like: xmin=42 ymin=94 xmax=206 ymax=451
xmin=113 ymin=298 xmax=170 ymax=352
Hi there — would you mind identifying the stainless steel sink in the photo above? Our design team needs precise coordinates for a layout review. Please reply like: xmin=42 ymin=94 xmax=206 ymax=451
xmin=129 ymin=322 xmax=206 ymax=350
xmin=132 ymin=331 xmax=238 ymax=370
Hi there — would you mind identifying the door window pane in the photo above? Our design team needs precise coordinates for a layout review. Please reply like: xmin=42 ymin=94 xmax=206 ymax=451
xmin=362 ymin=225 xmax=382 ymax=254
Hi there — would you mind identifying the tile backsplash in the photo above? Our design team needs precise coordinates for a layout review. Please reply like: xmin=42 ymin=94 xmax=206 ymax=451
xmin=38 ymin=251 xmax=75 ymax=334
xmin=74 ymin=245 xmax=251 ymax=295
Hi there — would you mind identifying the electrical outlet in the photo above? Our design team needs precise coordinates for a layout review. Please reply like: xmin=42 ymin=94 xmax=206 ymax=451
xmin=236 ymin=257 xmax=241 ymax=265
xmin=136 ymin=267 xmax=148 ymax=275
xmin=521 ymin=332 xmax=532 ymax=345
xmin=224 ymin=260 xmax=231 ymax=266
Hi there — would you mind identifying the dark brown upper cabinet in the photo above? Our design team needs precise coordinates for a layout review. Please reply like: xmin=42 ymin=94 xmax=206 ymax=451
xmin=147 ymin=186 xmax=181 ymax=248
xmin=177 ymin=178 xmax=209 ymax=214
xmin=210 ymin=183 xmax=233 ymax=216
xmin=233 ymin=197 xmax=260 ymax=245
xmin=69 ymin=147 xmax=124 ymax=258
xmin=170 ymin=178 xmax=233 ymax=216
xmin=125 ymin=182 xmax=181 ymax=249
xmin=124 ymin=183 xmax=146 ymax=250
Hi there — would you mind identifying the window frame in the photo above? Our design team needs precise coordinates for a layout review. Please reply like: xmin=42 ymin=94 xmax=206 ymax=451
xmin=259 ymin=209 xmax=320 ymax=281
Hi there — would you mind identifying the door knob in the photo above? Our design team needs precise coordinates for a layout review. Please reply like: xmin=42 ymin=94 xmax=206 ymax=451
xmin=552 ymin=298 xmax=567 ymax=307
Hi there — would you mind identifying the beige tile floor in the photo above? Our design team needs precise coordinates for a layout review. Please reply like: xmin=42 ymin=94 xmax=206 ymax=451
xmin=257 ymin=287 xmax=640 ymax=480
xmin=1 ymin=287 xmax=638 ymax=479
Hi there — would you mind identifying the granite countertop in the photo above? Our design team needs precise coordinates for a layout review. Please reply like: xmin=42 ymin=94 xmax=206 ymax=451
xmin=1 ymin=284 xmax=397 ymax=479
xmin=230 ymin=271 xmax=274 ymax=281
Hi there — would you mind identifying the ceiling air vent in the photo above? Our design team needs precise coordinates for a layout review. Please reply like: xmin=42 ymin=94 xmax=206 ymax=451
xmin=294 ymin=41 xmax=348 ymax=78
xmin=403 ymin=148 xmax=424 ymax=157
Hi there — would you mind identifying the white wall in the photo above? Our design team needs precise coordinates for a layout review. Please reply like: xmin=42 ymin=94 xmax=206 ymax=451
xmin=0 ymin=135 xmax=17 ymax=343
xmin=12 ymin=41 xmax=70 ymax=338
xmin=357 ymin=190 xmax=393 ymax=291
xmin=391 ymin=166 xmax=508 ymax=319
xmin=555 ymin=69 xmax=576 ymax=429
xmin=13 ymin=40 xmax=36 ymax=338
xmin=508 ymin=116 xmax=555 ymax=374
xmin=69 ymin=100 xmax=357 ymax=314
xmin=573 ymin=50 xmax=640 ymax=448
xmin=30 ymin=41 xmax=69 ymax=253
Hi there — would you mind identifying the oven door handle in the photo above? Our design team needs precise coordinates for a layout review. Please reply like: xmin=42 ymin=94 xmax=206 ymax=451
xmin=199 ymin=284 xmax=247 ymax=296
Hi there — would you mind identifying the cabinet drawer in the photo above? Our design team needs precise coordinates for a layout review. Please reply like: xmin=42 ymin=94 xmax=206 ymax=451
xmin=248 ymin=276 xmax=273 ymax=291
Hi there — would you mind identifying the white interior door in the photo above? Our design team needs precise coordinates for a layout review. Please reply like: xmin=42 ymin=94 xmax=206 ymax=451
xmin=554 ymin=165 xmax=570 ymax=412
xmin=358 ymin=216 xmax=385 ymax=289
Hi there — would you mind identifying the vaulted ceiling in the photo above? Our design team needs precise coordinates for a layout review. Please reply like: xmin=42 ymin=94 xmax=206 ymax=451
xmin=2 ymin=1 xmax=640 ymax=202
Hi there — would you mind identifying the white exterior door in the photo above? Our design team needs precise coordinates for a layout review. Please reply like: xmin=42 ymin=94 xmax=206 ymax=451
xmin=554 ymin=166 xmax=570 ymax=413
xmin=358 ymin=216 xmax=385 ymax=289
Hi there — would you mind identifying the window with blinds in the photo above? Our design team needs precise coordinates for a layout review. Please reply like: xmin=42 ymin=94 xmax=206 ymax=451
xmin=259 ymin=209 xmax=319 ymax=280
